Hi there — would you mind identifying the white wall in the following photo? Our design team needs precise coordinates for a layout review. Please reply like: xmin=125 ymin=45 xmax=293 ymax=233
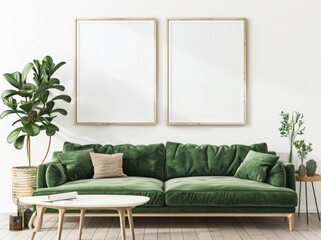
xmin=0 ymin=0 xmax=320 ymax=213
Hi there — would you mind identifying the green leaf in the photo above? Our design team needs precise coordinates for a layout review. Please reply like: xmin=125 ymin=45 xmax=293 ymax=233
xmin=45 ymin=116 xmax=57 ymax=123
xmin=37 ymin=109 xmax=49 ymax=116
xmin=3 ymin=73 xmax=21 ymax=89
xmin=20 ymin=101 xmax=34 ymax=112
xmin=21 ymin=83 xmax=36 ymax=91
xmin=33 ymin=60 xmax=40 ymax=74
xmin=1 ymin=90 xmax=18 ymax=100
xmin=20 ymin=116 xmax=29 ymax=125
xmin=22 ymin=123 xmax=40 ymax=136
xmin=46 ymin=101 xmax=54 ymax=112
xmin=53 ymin=62 xmax=65 ymax=73
xmin=39 ymin=90 xmax=49 ymax=104
xmin=14 ymin=135 xmax=26 ymax=149
xmin=48 ymin=61 xmax=66 ymax=76
xmin=3 ymin=97 xmax=17 ymax=110
xmin=32 ymin=60 xmax=41 ymax=87
xmin=17 ymin=89 xmax=31 ymax=97
xmin=51 ymin=108 xmax=67 ymax=115
xmin=12 ymin=118 xmax=22 ymax=126
xmin=33 ymin=83 xmax=49 ymax=99
xmin=21 ymin=63 xmax=33 ymax=83
xmin=7 ymin=127 xmax=22 ymax=144
xmin=51 ymin=95 xmax=71 ymax=102
xmin=45 ymin=123 xmax=59 ymax=136
xmin=12 ymin=72 xmax=21 ymax=85
xmin=43 ymin=56 xmax=53 ymax=67
xmin=49 ymin=78 xmax=60 ymax=85
xmin=46 ymin=129 xmax=56 ymax=136
xmin=47 ymin=123 xmax=59 ymax=131
xmin=0 ymin=110 xmax=14 ymax=119
xmin=31 ymin=100 xmax=42 ymax=111
xmin=50 ymin=85 xmax=65 ymax=91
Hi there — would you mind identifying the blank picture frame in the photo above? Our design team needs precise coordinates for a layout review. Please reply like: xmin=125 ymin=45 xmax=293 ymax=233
xmin=167 ymin=18 xmax=247 ymax=125
xmin=75 ymin=18 xmax=157 ymax=125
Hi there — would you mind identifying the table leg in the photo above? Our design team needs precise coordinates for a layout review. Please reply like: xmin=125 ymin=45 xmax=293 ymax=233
xmin=298 ymin=181 xmax=302 ymax=217
xmin=78 ymin=209 xmax=86 ymax=240
xmin=57 ymin=208 xmax=66 ymax=240
xmin=305 ymin=181 xmax=308 ymax=224
xmin=311 ymin=182 xmax=321 ymax=221
xmin=127 ymin=208 xmax=135 ymax=240
xmin=29 ymin=205 xmax=46 ymax=240
xmin=118 ymin=209 xmax=126 ymax=240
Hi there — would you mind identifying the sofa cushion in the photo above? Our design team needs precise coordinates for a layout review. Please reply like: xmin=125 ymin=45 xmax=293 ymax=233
xmin=45 ymin=163 xmax=67 ymax=187
xmin=33 ymin=176 xmax=164 ymax=207
xmin=63 ymin=142 xmax=165 ymax=180
xmin=265 ymin=163 xmax=286 ymax=187
xmin=234 ymin=150 xmax=279 ymax=182
xmin=113 ymin=144 xmax=165 ymax=180
xmin=58 ymin=149 xmax=94 ymax=181
xmin=63 ymin=141 xmax=114 ymax=154
xmin=165 ymin=141 xmax=269 ymax=180
xmin=164 ymin=176 xmax=297 ymax=207
xmin=90 ymin=152 xmax=127 ymax=179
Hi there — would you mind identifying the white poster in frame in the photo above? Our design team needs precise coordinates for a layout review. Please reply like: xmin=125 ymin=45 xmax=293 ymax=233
xmin=76 ymin=18 xmax=157 ymax=125
xmin=167 ymin=18 xmax=247 ymax=125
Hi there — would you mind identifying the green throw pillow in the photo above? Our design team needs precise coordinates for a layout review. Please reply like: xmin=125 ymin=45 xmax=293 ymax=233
xmin=265 ymin=163 xmax=286 ymax=187
xmin=234 ymin=150 xmax=279 ymax=182
xmin=58 ymin=149 xmax=94 ymax=181
xmin=45 ymin=163 xmax=68 ymax=187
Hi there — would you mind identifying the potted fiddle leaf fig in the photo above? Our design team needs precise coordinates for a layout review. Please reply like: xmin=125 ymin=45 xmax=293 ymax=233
xmin=0 ymin=56 xmax=71 ymax=204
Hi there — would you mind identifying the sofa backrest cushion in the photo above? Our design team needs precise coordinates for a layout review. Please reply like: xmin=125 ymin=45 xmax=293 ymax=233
xmin=113 ymin=144 xmax=165 ymax=180
xmin=63 ymin=142 xmax=165 ymax=180
xmin=58 ymin=149 xmax=94 ymax=181
xmin=63 ymin=141 xmax=114 ymax=154
xmin=165 ymin=141 xmax=269 ymax=180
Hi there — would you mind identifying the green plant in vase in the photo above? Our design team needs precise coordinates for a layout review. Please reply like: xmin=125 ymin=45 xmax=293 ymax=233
xmin=294 ymin=139 xmax=313 ymax=176
xmin=0 ymin=56 xmax=71 ymax=204
xmin=279 ymin=111 xmax=305 ymax=163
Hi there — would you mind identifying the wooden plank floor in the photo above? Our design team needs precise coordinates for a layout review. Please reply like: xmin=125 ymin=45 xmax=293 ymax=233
xmin=0 ymin=213 xmax=321 ymax=239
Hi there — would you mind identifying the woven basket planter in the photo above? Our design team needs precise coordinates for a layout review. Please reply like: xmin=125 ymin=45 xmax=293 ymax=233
xmin=12 ymin=166 xmax=37 ymax=205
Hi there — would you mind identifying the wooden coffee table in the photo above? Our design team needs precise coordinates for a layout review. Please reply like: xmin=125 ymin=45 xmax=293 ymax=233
xmin=19 ymin=194 xmax=150 ymax=240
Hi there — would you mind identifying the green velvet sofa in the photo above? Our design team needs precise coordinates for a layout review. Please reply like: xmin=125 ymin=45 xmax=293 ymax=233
xmin=34 ymin=141 xmax=297 ymax=231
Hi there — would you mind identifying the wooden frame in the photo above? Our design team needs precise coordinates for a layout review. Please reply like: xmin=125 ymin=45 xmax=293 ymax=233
xmin=167 ymin=18 xmax=247 ymax=126
xmin=75 ymin=18 xmax=157 ymax=125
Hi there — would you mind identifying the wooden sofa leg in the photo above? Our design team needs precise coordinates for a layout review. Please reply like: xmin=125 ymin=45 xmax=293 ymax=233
xmin=287 ymin=213 xmax=295 ymax=231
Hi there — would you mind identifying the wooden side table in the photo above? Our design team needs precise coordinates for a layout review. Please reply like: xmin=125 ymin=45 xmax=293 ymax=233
xmin=296 ymin=173 xmax=321 ymax=224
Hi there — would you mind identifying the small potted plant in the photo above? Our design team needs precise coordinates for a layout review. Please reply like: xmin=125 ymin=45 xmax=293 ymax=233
xmin=0 ymin=56 xmax=71 ymax=204
xmin=294 ymin=139 xmax=313 ymax=176
xmin=279 ymin=111 xmax=305 ymax=163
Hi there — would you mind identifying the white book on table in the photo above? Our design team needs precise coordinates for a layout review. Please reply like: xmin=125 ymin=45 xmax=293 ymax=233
xmin=44 ymin=192 xmax=78 ymax=202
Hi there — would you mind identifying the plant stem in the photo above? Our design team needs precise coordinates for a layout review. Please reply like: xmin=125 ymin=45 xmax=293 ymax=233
xmin=41 ymin=136 xmax=51 ymax=164
xmin=289 ymin=145 xmax=293 ymax=163
xmin=26 ymin=135 xmax=31 ymax=167
xmin=288 ymin=118 xmax=295 ymax=163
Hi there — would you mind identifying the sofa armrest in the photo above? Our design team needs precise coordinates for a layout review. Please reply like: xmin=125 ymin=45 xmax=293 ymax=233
xmin=280 ymin=161 xmax=296 ymax=191
xmin=36 ymin=151 xmax=61 ymax=189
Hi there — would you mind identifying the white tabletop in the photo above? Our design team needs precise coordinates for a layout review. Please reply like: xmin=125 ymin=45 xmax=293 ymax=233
xmin=19 ymin=195 xmax=150 ymax=209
